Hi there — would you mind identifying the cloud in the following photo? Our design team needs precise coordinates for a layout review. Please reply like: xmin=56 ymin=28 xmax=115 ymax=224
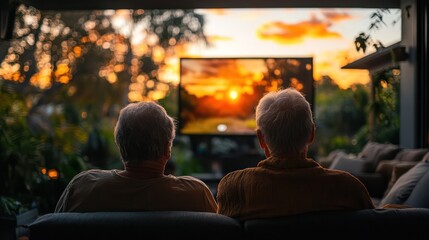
xmin=256 ymin=15 xmax=342 ymax=45
xmin=321 ymin=10 xmax=354 ymax=23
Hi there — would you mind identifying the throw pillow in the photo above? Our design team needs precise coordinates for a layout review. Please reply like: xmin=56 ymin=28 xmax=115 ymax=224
xmin=395 ymin=148 xmax=428 ymax=162
xmin=376 ymin=159 xmax=401 ymax=179
xmin=329 ymin=155 xmax=371 ymax=175
xmin=379 ymin=158 xmax=429 ymax=207
xmin=404 ymin=170 xmax=429 ymax=208
xmin=359 ymin=142 xmax=401 ymax=172
xmin=381 ymin=162 xmax=419 ymax=198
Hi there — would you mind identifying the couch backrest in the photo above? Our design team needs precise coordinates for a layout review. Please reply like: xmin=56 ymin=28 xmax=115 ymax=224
xmin=244 ymin=208 xmax=429 ymax=239
xmin=359 ymin=142 xmax=401 ymax=161
xmin=28 ymin=209 xmax=429 ymax=240
xmin=395 ymin=148 xmax=428 ymax=162
xmin=358 ymin=142 xmax=401 ymax=171
xmin=28 ymin=211 xmax=243 ymax=240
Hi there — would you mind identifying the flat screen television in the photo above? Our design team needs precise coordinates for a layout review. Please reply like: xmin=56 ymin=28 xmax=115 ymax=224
xmin=178 ymin=57 xmax=314 ymax=136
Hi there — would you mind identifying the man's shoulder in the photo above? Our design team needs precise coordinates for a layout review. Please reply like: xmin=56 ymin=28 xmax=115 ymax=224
xmin=71 ymin=169 xmax=115 ymax=182
xmin=174 ymin=175 xmax=206 ymax=184
xmin=219 ymin=167 xmax=258 ymax=184
xmin=322 ymin=167 xmax=364 ymax=184
xmin=169 ymin=175 xmax=214 ymax=191
xmin=322 ymin=167 xmax=355 ymax=177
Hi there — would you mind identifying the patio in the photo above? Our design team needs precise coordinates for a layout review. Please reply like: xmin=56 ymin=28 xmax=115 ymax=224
xmin=2 ymin=0 xmax=426 ymax=148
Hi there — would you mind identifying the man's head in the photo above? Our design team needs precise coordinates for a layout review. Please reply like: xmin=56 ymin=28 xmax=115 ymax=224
xmin=114 ymin=101 xmax=176 ymax=164
xmin=255 ymin=87 xmax=314 ymax=157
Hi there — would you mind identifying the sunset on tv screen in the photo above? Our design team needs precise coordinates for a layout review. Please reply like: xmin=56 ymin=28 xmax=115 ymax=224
xmin=179 ymin=58 xmax=314 ymax=135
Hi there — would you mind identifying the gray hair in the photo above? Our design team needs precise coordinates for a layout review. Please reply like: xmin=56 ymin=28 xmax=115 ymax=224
xmin=114 ymin=101 xmax=176 ymax=163
xmin=255 ymin=87 xmax=314 ymax=156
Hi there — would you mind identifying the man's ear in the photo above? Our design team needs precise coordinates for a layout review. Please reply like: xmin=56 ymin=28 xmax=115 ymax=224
xmin=257 ymin=129 xmax=271 ymax=157
xmin=256 ymin=129 xmax=266 ymax=149
xmin=308 ymin=124 xmax=316 ymax=144
xmin=163 ymin=142 xmax=172 ymax=163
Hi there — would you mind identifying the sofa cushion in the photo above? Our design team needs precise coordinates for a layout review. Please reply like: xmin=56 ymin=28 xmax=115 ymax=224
xmin=29 ymin=211 xmax=243 ymax=240
xmin=358 ymin=142 xmax=401 ymax=172
xmin=319 ymin=149 xmax=347 ymax=168
xmin=376 ymin=159 xmax=401 ymax=179
xmin=379 ymin=157 xmax=429 ymax=207
xmin=359 ymin=142 xmax=400 ymax=161
xmin=395 ymin=148 xmax=428 ymax=162
xmin=329 ymin=155 xmax=371 ymax=175
xmin=404 ymin=170 xmax=429 ymax=208
xmin=381 ymin=161 xmax=419 ymax=199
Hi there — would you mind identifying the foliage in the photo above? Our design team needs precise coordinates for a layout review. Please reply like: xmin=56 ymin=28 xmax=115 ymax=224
xmin=370 ymin=68 xmax=400 ymax=144
xmin=354 ymin=8 xmax=401 ymax=53
xmin=314 ymin=76 xmax=369 ymax=157
xmin=348 ymin=7 xmax=401 ymax=153
xmin=314 ymin=66 xmax=401 ymax=159
xmin=0 ymin=196 xmax=28 ymax=216
xmin=0 ymin=83 xmax=44 ymax=215
xmin=0 ymin=5 xmax=207 ymax=163
xmin=0 ymin=6 xmax=208 ymax=213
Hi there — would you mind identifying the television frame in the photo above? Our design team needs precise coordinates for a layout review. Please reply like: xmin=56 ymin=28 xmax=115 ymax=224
xmin=178 ymin=57 xmax=314 ymax=137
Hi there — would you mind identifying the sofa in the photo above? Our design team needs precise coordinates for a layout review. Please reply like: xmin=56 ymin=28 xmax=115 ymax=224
xmin=325 ymin=142 xmax=428 ymax=198
xmin=27 ymin=209 xmax=429 ymax=239
xmin=25 ymin=150 xmax=429 ymax=239
xmin=323 ymin=148 xmax=429 ymax=211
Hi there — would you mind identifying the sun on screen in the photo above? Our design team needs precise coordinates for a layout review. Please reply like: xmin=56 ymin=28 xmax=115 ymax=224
xmin=229 ymin=90 xmax=238 ymax=100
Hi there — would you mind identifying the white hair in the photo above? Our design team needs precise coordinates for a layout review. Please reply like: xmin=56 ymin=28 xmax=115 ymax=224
xmin=114 ymin=101 xmax=176 ymax=163
xmin=255 ymin=87 xmax=314 ymax=156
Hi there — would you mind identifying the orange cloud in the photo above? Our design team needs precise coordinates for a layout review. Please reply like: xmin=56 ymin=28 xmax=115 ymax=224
xmin=181 ymin=59 xmax=267 ymax=97
xmin=256 ymin=16 xmax=342 ymax=45
xmin=322 ymin=10 xmax=353 ymax=23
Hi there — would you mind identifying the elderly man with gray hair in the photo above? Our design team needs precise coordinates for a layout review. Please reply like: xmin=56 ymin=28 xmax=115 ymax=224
xmin=55 ymin=101 xmax=217 ymax=213
xmin=216 ymin=87 xmax=374 ymax=221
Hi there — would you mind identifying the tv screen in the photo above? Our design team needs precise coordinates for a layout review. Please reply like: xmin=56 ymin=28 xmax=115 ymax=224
xmin=179 ymin=57 xmax=314 ymax=136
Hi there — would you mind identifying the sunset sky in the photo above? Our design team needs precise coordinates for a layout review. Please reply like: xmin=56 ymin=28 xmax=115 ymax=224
xmin=181 ymin=58 xmax=267 ymax=98
xmin=181 ymin=58 xmax=312 ymax=99
xmin=182 ymin=8 xmax=401 ymax=89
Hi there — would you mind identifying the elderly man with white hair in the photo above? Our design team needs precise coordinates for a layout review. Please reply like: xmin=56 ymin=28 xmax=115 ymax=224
xmin=55 ymin=101 xmax=217 ymax=213
xmin=216 ymin=87 xmax=374 ymax=221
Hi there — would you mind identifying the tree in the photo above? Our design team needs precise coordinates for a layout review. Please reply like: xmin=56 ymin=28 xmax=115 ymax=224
xmin=352 ymin=8 xmax=401 ymax=146
xmin=370 ymin=68 xmax=400 ymax=144
xmin=0 ymin=5 xmax=208 ymax=212
xmin=314 ymin=76 xmax=369 ymax=157
xmin=0 ymin=5 xmax=207 ymax=165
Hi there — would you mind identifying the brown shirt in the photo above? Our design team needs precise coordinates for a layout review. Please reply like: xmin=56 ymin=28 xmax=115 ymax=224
xmin=217 ymin=156 xmax=375 ymax=221
xmin=55 ymin=169 xmax=217 ymax=213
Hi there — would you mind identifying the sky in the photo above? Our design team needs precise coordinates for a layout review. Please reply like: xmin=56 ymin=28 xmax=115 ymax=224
xmin=181 ymin=8 xmax=402 ymax=89
xmin=181 ymin=58 xmax=267 ymax=98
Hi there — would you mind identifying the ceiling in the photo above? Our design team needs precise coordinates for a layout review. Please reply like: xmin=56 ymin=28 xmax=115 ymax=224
xmin=21 ymin=0 xmax=401 ymax=10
